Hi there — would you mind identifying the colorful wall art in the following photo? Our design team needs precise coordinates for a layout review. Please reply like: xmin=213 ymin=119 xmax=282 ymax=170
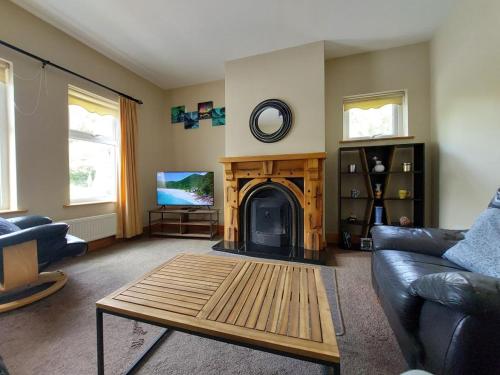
xmin=184 ymin=111 xmax=199 ymax=129
xmin=198 ymin=101 xmax=213 ymax=119
xmin=171 ymin=101 xmax=224 ymax=129
xmin=212 ymin=107 xmax=225 ymax=126
xmin=171 ymin=105 xmax=185 ymax=123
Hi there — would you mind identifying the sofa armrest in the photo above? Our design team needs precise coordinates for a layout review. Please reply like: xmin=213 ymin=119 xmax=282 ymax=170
xmin=7 ymin=215 xmax=52 ymax=229
xmin=410 ymin=272 xmax=500 ymax=315
xmin=370 ymin=226 xmax=466 ymax=257
xmin=0 ymin=223 xmax=69 ymax=249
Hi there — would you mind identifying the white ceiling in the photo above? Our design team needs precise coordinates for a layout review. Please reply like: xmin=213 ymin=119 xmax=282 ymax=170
xmin=11 ymin=0 xmax=456 ymax=89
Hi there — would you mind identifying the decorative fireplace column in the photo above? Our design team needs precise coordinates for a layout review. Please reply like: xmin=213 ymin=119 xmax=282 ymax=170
xmin=219 ymin=152 xmax=326 ymax=259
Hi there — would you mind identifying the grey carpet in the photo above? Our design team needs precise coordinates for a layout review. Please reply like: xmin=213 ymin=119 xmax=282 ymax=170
xmin=0 ymin=238 xmax=406 ymax=375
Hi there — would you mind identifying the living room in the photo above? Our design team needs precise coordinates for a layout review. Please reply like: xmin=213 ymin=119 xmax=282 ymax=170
xmin=0 ymin=0 xmax=499 ymax=374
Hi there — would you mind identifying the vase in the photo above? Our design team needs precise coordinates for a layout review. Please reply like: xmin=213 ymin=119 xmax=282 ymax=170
xmin=374 ymin=206 xmax=383 ymax=225
xmin=373 ymin=160 xmax=385 ymax=173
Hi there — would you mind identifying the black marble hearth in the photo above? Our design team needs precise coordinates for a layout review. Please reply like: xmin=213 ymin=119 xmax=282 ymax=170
xmin=211 ymin=240 xmax=326 ymax=264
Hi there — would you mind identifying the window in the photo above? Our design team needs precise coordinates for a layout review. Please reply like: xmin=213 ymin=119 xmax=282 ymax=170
xmin=343 ymin=91 xmax=408 ymax=140
xmin=0 ymin=59 xmax=16 ymax=211
xmin=68 ymin=86 xmax=119 ymax=204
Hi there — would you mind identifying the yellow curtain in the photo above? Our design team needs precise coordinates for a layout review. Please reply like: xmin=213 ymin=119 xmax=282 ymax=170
xmin=116 ymin=97 xmax=142 ymax=238
xmin=344 ymin=93 xmax=404 ymax=111
xmin=0 ymin=61 xmax=9 ymax=84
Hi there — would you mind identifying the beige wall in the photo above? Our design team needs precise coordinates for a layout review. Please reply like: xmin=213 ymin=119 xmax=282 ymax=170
xmin=2 ymin=0 xmax=460 ymax=236
xmin=166 ymin=42 xmax=433 ymax=234
xmin=325 ymin=42 xmax=432 ymax=234
xmin=0 ymin=1 xmax=170 ymax=224
xmin=165 ymin=80 xmax=225 ymax=218
xmin=225 ymin=41 xmax=325 ymax=156
xmin=431 ymin=0 xmax=500 ymax=229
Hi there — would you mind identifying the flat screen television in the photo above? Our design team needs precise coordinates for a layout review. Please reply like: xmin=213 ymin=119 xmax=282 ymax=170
xmin=157 ymin=171 xmax=214 ymax=206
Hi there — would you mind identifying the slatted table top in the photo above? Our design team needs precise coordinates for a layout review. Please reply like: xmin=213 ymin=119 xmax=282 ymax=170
xmin=97 ymin=253 xmax=339 ymax=364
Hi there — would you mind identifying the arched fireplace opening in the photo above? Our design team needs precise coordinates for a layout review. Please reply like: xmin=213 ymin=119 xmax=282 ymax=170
xmin=240 ymin=182 xmax=303 ymax=257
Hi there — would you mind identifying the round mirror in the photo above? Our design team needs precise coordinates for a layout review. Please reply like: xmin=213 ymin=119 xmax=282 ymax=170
xmin=249 ymin=99 xmax=292 ymax=143
xmin=257 ymin=107 xmax=283 ymax=134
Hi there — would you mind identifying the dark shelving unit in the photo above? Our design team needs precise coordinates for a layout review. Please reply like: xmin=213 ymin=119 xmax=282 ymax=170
xmin=338 ymin=143 xmax=425 ymax=250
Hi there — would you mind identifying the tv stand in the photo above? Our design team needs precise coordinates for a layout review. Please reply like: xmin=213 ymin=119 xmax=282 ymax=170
xmin=148 ymin=208 xmax=219 ymax=239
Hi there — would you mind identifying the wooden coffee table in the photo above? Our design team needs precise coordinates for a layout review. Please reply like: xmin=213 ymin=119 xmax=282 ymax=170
xmin=96 ymin=253 xmax=340 ymax=374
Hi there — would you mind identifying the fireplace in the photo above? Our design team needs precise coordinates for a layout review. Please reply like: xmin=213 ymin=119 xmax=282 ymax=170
xmin=212 ymin=153 xmax=326 ymax=263
xmin=241 ymin=182 xmax=303 ymax=256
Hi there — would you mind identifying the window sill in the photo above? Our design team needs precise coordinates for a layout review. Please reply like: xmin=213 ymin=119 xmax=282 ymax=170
xmin=0 ymin=209 xmax=28 ymax=215
xmin=339 ymin=135 xmax=414 ymax=144
xmin=64 ymin=201 xmax=116 ymax=208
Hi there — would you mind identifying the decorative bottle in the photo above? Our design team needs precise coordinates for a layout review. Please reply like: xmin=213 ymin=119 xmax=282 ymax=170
xmin=375 ymin=183 xmax=383 ymax=199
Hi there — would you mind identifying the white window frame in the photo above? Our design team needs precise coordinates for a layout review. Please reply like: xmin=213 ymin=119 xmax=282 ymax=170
xmin=342 ymin=90 xmax=408 ymax=141
xmin=0 ymin=58 xmax=17 ymax=211
xmin=68 ymin=85 xmax=119 ymax=204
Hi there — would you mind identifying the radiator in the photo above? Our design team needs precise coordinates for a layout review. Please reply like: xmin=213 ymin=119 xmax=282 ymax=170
xmin=63 ymin=213 xmax=117 ymax=242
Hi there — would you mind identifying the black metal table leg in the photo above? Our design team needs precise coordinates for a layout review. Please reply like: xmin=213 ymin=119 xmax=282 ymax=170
xmin=96 ymin=308 xmax=172 ymax=375
xmin=96 ymin=308 xmax=104 ymax=375
xmin=323 ymin=363 xmax=340 ymax=375
xmin=123 ymin=329 xmax=172 ymax=375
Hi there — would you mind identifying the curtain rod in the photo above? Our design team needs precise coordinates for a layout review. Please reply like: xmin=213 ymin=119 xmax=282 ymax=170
xmin=0 ymin=39 xmax=143 ymax=105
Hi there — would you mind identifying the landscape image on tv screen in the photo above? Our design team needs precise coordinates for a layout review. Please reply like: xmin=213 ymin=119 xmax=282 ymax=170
xmin=157 ymin=171 xmax=214 ymax=206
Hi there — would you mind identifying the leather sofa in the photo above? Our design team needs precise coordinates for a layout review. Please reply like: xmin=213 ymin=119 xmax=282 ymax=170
xmin=371 ymin=225 xmax=500 ymax=374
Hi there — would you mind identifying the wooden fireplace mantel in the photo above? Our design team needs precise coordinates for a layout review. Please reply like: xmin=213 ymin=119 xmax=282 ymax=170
xmin=219 ymin=152 xmax=327 ymax=254
xmin=219 ymin=152 xmax=327 ymax=163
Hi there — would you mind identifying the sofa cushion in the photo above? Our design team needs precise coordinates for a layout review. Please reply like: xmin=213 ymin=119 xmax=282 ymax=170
xmin=371 ymin=226 xmax=465 ymax=257
xmin=443 ymin=208 xmax=500 ymax=278
xmin=7 ymin=215 xmax=52 ymax=229
xmin=0 ymin=218 xmax=20 ymax=236
xmin=65 ymin=234 xmax=88 ymax=257
xmin=372 ymin=250 xmax=464 ymax=332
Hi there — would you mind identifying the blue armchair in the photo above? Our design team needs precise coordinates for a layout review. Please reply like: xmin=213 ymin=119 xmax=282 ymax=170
xmin=0 ymin=215 xmax=87 ymax=313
